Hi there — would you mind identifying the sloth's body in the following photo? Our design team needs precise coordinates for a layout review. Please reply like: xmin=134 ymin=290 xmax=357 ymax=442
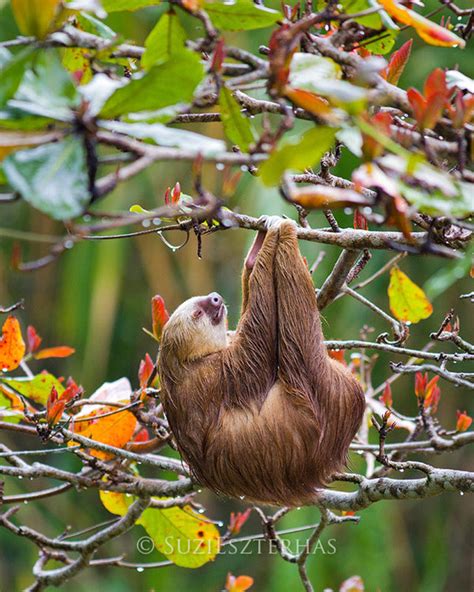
xmin=158 ymin=219 xmax=365 ymax=506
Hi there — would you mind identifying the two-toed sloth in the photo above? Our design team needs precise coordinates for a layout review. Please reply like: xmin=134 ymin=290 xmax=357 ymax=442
xmin=158 ymin=218 xmax=365 ymax=506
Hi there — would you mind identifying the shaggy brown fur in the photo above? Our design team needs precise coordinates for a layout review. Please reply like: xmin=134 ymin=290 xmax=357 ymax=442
xmin=158 ymin=219 xmax=365 ymax=506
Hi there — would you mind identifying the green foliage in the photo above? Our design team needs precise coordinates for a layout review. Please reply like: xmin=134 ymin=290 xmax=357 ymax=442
xmin=100 ymin=53 xmax=205 ymax=118
xmin=3 ymin=135 xmax=89 ymax=220
xmin=203 ymin=0 xmax=282 ymax=30
xmin=219 ymin=86 xmax=256 ymax=151
xmin=142 ymin=10 xmax=188 ymax=69
xmin=260 ymin=126 xmax=338 ymax=186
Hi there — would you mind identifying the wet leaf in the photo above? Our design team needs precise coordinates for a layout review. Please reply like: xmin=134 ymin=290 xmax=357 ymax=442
xmin=99 ymin=120 xmax=225 ymax=155
xmin=0 ymin=316 xmax=25 ymax=372
xmin=100 ymin=53 xmax=205 ymax=118
xmin=388 ymin=267 xmax=433 ymax=323
xmin=259 ymin=126 xmax=337 ymax=186
xmin=142 ymin=11 xmax=187 ymax=69
xmin=3 ymin=135 xmax=89 ymax=220
xmin=204 ymin=0 xmax=281 ymax=31
xmin=1 ymin=372 xmax=65 ymax=405
xmin=0 ymin=47 xmax=35 ymax=107
xmin=219 ymin=86 xmax=255 ymax=151
xmin=101 ymin=491 xmax=221 ymax=567
xmin=11 ymin=0 xmax=61 ymax=39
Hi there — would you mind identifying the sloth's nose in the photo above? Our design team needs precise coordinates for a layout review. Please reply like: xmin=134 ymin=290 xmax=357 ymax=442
xmin=208 ymin=292 xmax=223 ymax=308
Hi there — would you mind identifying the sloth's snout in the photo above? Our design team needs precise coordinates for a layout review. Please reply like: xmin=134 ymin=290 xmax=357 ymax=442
xmin=201 ymin=293 xmax=225 ymax=325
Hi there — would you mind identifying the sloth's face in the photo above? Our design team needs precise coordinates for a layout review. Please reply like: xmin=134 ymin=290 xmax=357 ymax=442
xmin=163 ymin=293 xmax=228 ymax=361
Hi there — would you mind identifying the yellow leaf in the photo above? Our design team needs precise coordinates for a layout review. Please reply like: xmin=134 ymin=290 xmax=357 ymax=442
xmin=377 ymin=0 xmax=465 ymax=48
xmin=100 ymin=492 xmax=221 ymax=568
xmin=11 ymin=0 xmax=62 ymax=39
xmin=388 ymin=267 xmax=433 ymax=323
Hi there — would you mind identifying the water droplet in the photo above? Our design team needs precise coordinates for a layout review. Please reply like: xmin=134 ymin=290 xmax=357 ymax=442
xmin=18 ymin=475 xmax=23 ymax=480
xmin=136 ymin=567 xmax=144 ymax=572
xmin=240 ymin=165 xmax=249 ymax=172
xmin=142 ymin=219 xmax=151 ymax=228
xmin=362 ymin=207 xmax=372 ymax=215
xmin=216 ymin=521 xmax=224 ymax=527
xmin=83 ymin=214 xmax=91 ymax=222
xmin=405 ymin=321 xmax=412 ymax=326
xmin=344 ymin=207 xmax=352 ymax=215
xmin=64 ymin=240 xmax=74 ymax=249
xmin=296 ymin=506 xmax=301 ymax=510
xmin=152 ymin=218 xmax=161 ymax=226
xmin=216 ymin=163 xmax=225 ymax=171
xmin=23 ymin=500 xmax=28 ymax=504
xmin=2 ymin=367 xmax=8 ymax=373
xmin=460 ymin=491 xmax=464 ymax=495
xmin=197 ymin=489 xmax=203 ymax=494
xmin=239 ymin=495 xmax=245 ymax=500
xmin=198 ymin=508 xmax=205 ymax=514
xmin=399 ymin=468 xmax=404 ymax=473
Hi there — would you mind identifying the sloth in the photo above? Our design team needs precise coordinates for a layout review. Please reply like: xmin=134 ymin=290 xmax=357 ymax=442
xmin=158 ymin=218 xmax=365 ymax=506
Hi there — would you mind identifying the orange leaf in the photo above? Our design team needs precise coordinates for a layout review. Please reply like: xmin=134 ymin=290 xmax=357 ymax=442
xmin=329 ymin=349 xmax=346 ymax=365
xmin=377 ymin=0 xmax=466 ymax=48
xmin=381 ymin=40 xmax=412 ymax=86
xmin=284 ymin=87 xmax=336 ymax=121
xmin=289 ymin=184 xmax=369 ymax=209
xmin=353 ymin=210 xmax=368 ymax=230
xmin=0 ymin=316 xmax=25 ymax=372
xmin=456 ymin=410 xmax=472 ymax=432
xmin=138 ymin=353 xmax=155 ymax=389
xmin=228 ymin=508 xmax=252 ymax=535
xmin=73 ymin=378 xmax=137 ymax=459
xmin=34 ymin=346 xmax=75 ymax=360
xmin=226 ymin=573 xmax=254 ymax=592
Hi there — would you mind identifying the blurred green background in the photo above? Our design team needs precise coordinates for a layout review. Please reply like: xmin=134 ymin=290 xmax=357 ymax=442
xmin=0 ymin=1 xmax=473 ymax=590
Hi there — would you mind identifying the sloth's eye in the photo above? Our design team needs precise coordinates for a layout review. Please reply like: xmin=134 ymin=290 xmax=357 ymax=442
xmin=192 ymin=309 xmax=203 ymax=320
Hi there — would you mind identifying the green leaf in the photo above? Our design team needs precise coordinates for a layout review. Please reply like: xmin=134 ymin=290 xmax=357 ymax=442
xmin=0 ymin=106 xmax=53 ymax=130
xmin=11 ymin=49 xmax=79 ymax=122
xmin=100 ymin=53 xmax=205 ymax=118
xmin=260 ymin=126 xmax=338 ymax=186
xmin=76 ymin=12 xmax=116 ymax=39
xmin=341 ymin=0 xmax=383 ymax=28
xmin=0 ymin=47 xmax=35 ymax=107
xmin=364 ymin=29 xmax=398 ymax=55
xmin=124 ymin=104 xmax=188 ymax=124
xmin=142 ymin=11 xmax=187 ymax=69
xmin=3 ymin=135 xmax=90 ymax=220
xmin=204 ymin=0 xmax=282 ymax=31
xmin=102 ymin=0 xmax=158 ymax=10
xmin=400 ymin=183 xmax=474 ymax=218
xmin=219 ymin=86 xmax=255 ymax=151
xmin=99 ymin=120 xmax=226 ymax=155
xmin=0 ymin=373 xmax=65 ymax=406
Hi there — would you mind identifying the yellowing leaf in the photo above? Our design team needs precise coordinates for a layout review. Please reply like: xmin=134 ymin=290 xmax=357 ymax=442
xmin=0 ymin=373 xmax=65 ymax=405
xmin=11 ymin=0 xmax=62 ymax=39
xmin=0 ymin=316 xmax=25 ymax=372
xmin=388 ymin=267 xmax=433 ymax=323
xmin=100 ymin=491 xmax=220 ymax=568
xmin=377 ymin=0 xmax=466 ymax=48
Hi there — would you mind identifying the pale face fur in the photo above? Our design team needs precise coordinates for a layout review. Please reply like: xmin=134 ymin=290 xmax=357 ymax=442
xmin=162 ymin=293 xmax=228 ymax=362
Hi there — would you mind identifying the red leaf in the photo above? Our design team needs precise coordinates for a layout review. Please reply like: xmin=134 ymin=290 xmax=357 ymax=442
xmin=171 ymin=182 xmax=181 ymax=204
xmin=228 ymin=508 xmax=252 ymax=535
xmin=329 ymin=349 xmax=346 ymax=365
xmin=353 ymin=210 xmax=368 ymax=231
xmin=138 ymin=353 xmax=155 ymax=389
xmin=407 ymin=88 xmax=427 ymax=126
xmin=210 ymin=38 xmax=226 ymax=73
xmin=414 ymin=372 xmax=427 ymax=398
xmin=380 ymin=382 xmax=393 ymax=407
xmin=424 ymin=68 xmax=448 ymax=100
xmin=151 ymin=295 xmax=170 ymax=341
xmin=27 ymin=325 xmax=42 ymax=353
xmin=164 ymin=186 xmax=171 ymax=205
xmin=382 ymin=39 xmax=412 ymax=86
xmin=421 ymin=92 xmax=445 ymax=129
xmin=34 ymin=346 xmax=75 ymax=360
